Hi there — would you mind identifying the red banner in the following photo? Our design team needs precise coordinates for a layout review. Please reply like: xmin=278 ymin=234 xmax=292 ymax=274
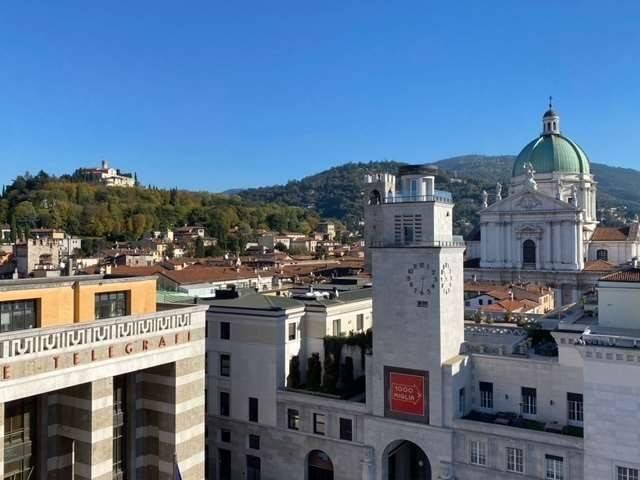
xmin=389 ymin=372 xmax=426 ymax=417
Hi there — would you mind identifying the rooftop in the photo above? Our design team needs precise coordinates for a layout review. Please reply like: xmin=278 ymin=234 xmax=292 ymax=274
xmin=600 ymin=268 xmax=640 ymax=283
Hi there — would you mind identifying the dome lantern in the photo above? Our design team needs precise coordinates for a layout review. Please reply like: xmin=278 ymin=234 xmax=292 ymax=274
xmin=543 ymin=96 xmax=560 ymax=135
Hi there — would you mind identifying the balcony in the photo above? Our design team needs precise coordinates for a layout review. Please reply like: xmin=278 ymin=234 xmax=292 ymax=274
xmin=383 ymin=191 xmax=453 ymax=204
xmin=462 ymin=410 xmax=583 ymax=438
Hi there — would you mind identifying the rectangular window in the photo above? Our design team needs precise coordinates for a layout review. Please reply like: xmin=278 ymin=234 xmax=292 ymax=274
xmin=478 ymin=299 xmax=483 ymax=305
xmin=567 ymin=392 xmax=583 ymax=423
xmin=288 ymin=322 xmax=296 ymax=341
xmin=506 ymin=447 xmax=524 ymax=473
xmin=219 ymin=391 xmax=230 ymax=417
xmin=4 ymin=398 xmax=36 ymax=480
xmin=0 ymin=300 xmax=38 ymax=332
xmin=219 ymin=449 xmax=231 ymax=480
xmin=249 ymin=397 xmax=259 ymax=423
xmin=246 ymin=455 xmax=261 ymax=480
xmin=480 ymin=382 xmax=494 ymax=409
xmin=521 ymin=387 xmax=537 ymax=416
xmin=618 ymin=467 xmax=640 ymax=480
xmin=332 ymin=319 xmax=341 ymax=336
xmin=249 ymin=434 xmax=260 ymax=450
xmin=220 ymin=429 xmax=231 ymax=443
xmin=470 ymin=440 xmax=487 ymax=466
xmin=220 ymin=354 xmax=231 ymax=377
xmin=94 ymin=291 xmax=129 ymax=319
xmin=287 ymin=409 xmax=300 ymax=430
xmin=403 ymin=225 xmax=414 ymax=243
xmin=545 ymin=455 xmax=564 ymax=480
xmin=220 ymin=321 xmax=230 ymax=340
xmin=356 ymin=314 xmax=364 ymax=331
xmin=113 ymin=375 xmax=127 ymax=478
xmin=313 ymin=413 xmax=326 ymax=435
xmin=458 ymin=387 xmax=466 ymax=416
xmin=339 ymin=418 xmax=353 ymax=441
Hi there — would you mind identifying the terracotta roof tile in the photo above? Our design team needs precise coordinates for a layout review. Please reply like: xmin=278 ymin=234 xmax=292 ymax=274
xmin=600 ymin=268 xmax=640 ymax=283
xmin=160 ymin=266 xmax=268 ymax=285
xmin=583 ymin=259 xmax=617 ymax=272
xmin=591 ymin=226 xmax=630 ymax=241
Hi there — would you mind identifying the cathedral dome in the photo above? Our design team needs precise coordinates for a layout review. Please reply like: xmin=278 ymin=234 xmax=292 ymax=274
xmin=512 ymin=105 xmax=590 ymax=177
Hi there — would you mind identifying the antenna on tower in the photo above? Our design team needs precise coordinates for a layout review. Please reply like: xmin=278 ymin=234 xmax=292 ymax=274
xmin=548 ymin=95 xmax=553 ymax=109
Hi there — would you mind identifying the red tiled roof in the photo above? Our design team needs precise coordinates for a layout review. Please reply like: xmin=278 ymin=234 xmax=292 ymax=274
xmin=159 ymin=266 xmax=267 ymax=285
xmin=591 ymin=226 xmax=630 ymax=241
xmin=600 ymin=268 xmax=640 ymax=283
xmin=110 ymin=265 xmax=165 ymax=277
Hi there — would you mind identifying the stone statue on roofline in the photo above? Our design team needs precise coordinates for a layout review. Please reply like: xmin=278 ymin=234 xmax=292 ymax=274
xmin=523 ymin=162 xmax=537 ymax=191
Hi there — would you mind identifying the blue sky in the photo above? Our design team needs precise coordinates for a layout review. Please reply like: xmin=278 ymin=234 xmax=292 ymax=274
xmin=1 ymin=1 xmax=639 ymax=191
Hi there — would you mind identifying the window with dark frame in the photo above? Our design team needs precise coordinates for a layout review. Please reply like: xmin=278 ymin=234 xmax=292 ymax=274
xmin=356 ymin=314 xmax=364 ymax=331
xmin=220 ymin=429 xmax=231 ymax=443
xmin=0 ymin=300 xmax=38 ymax=332
xmin=313 ymin=413 xmax=325 ymax=435
xmin=4 ymin=398 xmax=36 ymax=480
xmin=218 ymin=449 xmax=231 ymax=480
xmin=249 ymin=397 xmax=259 ymax=422
xmin=332 ymin=319 xmax=341 ymax=336
xmin=521 ymin=387 xmax=537 ymax=416
xmin=288 ymin=322 xmax=296 ymax=341
xmin=246 ymin=455 xmax=261 ymax=480
xmin=220 ymin=321 xmax=230 ymax=340
xmin=506 ymin=446 xmax=524 ymax=473
xmin=220 ymin=354 xmax=231 ymax=377
xmin=287 ymin=409 xmax=300 ymax=430
xmin=219 ymin=391 xmax=230 ymax=417
xmin=339 ymin=418 xmax=352 ymax=441
xmin=545 ymin=454 xmax=564 ymax=480
xmin=95 ymin=291 xmax=129 ymax=320
xmin=249 ymin=434 xmax=260 ymax=450
xmin=617 ymin=466 xmax=639 ymax=480
xmin=480 ymin=382 xmax=494 ymax=409
xmin=567 ymin=392 xmax=583 ymax=423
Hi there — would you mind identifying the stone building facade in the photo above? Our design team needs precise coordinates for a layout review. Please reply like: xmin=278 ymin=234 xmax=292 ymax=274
xmin=205 ymin=166 xmax=640 ymax=480
xmin=0 ymin=274 xmax=207 ymax=479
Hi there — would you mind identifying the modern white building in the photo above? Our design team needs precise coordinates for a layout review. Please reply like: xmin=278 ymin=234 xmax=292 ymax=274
xmin=466 ymin=105 xmax=640 ymax=304
xmin=204 ymin=165 xmax=640 ymax=480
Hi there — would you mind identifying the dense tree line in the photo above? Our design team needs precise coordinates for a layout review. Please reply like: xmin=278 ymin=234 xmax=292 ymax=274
xmin=0 ymin=171 xmax=321 ymax=249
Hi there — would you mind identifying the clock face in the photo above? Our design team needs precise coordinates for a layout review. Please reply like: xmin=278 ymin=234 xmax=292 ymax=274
xmin=440 ymin=262 xmax=453 ymax=295
xmin=406 ymin=262 xmax=438 ymax=298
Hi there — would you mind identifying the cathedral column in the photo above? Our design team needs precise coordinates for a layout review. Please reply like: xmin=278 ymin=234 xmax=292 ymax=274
xmin=553 ymin=222 xmax=562 ymax=268
xmin=543 ymin=226 xmax=552 ymax=269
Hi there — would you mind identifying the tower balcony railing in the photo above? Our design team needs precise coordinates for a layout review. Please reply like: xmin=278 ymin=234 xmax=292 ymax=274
xmin=368 ymin=236 xmax=465 ymax=248
xmin=383 ymin=190 xmax=453 ymax=204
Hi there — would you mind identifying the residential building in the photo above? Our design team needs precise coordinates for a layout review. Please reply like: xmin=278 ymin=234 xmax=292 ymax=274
xmin=315 ymin=222 xmax=336 ymax=241
xmin=0 ymin=225 xmax=11 ymax=244
xmin=0 ymin=274 xmax=206 ymax=479
xmin=158 ymin=266 xmax=273 ymax=298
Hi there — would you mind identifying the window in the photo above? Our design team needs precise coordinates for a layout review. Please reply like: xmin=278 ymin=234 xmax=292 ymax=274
xmin=220 ymin=321 xmax=230 ymax=340
xmin=313 ymin=413 xmax=326 ymax=435
xmin=521 ymin=387 xmax=536 ymax=416
xmin=458 ymin=387 xmax=466 ymax=416
xmin=249 ymin=434 xmax=260 ymax=450
xmin=617 ymin=466 xmax=639 ymax=480
xmin=0 ymin=300 xmax=38 ymax=332
xmin=470 ymin=440 xmax=487 ymax=466
xmin=403 ymin=225 xmax=414 ymax=243
xmin=249 ymin=397 xmax=259 ymax=422
xmin=480 ymin=382 xmax=493 ymax=409
xmin=332 ymin=319 xmax=341 ymax=336
xmin=339 ymin=418 xmax=352 ymax=441
xmin=356 ymin=314 xmax=364 ymax=331
xmin=113 ymin=375 xmax=127 ymax=478
xmin=478 ymin=299 xmax=483 ymax=306
xmin=95 ymin=291 xmax=129 ymax=319
xmin=287 ymin=409 xmax=300 ymax=430
xmin=545 ymin=455 xmax=564 ymax=480
xmin=220 ymin=354 xmax=231 ymax=377
xmin=567 ymin=392 xmax=583 ymax=423
xmin=506 ymin=447 xmax=524 ymax=473
xmin=288 ymin=322 xmax=296 ymax=341
xmin=465 ymin=301 xmax=470 ymax=307
xmin=596 ymin=249 xmax=608 ymax=261
xmin=488 ymin=299 xmax=492 ymax=304
xmin=219 ymin=391 xmax=230 ymax=417
xmin=4 ymin=398 xmax=36 ymax=480
xmin=522 ymin=239 xmax=536 ymax=266
xmin=246 ymin=455 xmax=261 ymax=480
xmin=218 ymin=449 xmax=231 ymax=480
xmin=220 ymin=429 xmax=231 ymax=443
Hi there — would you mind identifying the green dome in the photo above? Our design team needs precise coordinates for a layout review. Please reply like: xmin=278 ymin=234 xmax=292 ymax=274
xmin=512 ymin=133 xmax=590 ymax=177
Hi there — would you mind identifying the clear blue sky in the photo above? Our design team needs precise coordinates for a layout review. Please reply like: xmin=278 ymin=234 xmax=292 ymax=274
xmin=1 ymin=1 xmax=639 ymax=191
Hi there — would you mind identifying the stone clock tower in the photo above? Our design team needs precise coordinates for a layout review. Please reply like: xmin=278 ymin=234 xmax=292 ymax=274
xmin=365 ymin=165 xmax=465 ymax=428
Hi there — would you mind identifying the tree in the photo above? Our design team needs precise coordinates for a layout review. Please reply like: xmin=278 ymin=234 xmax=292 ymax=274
xmin=274 ymin=241 xmax=288 ymax=252
xmin=287 ymin=355 xmax=301 ymax=389
xmin=14 ymin=201 xmax=37 ymax=229
xmin=322 ymin=353 xmax=338 ymax=393
xmin=307 ymin=353 xmax=322 ymax=390
xmin=194 ymin=237 xmax=205 ymax=258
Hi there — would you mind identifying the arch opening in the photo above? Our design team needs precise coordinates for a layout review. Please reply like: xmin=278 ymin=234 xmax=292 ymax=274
xmin=522 ymin=239 xmax=536 ymax=267
xmin=369 ymin=190 xmax=382 ymax=205
xmin=307 ymin=450 xmax=334 ymax=480
xmin=384 ymin=440 xmax=431 ymax=480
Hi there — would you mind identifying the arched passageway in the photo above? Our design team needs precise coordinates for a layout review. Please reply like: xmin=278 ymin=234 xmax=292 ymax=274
xmin=307 ymin=450 xmax=334 ymax=480
xmin=384 ymin=440 xmax=431 ymax=480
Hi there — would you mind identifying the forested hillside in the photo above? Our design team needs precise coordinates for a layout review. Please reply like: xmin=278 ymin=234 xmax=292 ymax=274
xmin=0 ymin=171 xmax=320 ymax=251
